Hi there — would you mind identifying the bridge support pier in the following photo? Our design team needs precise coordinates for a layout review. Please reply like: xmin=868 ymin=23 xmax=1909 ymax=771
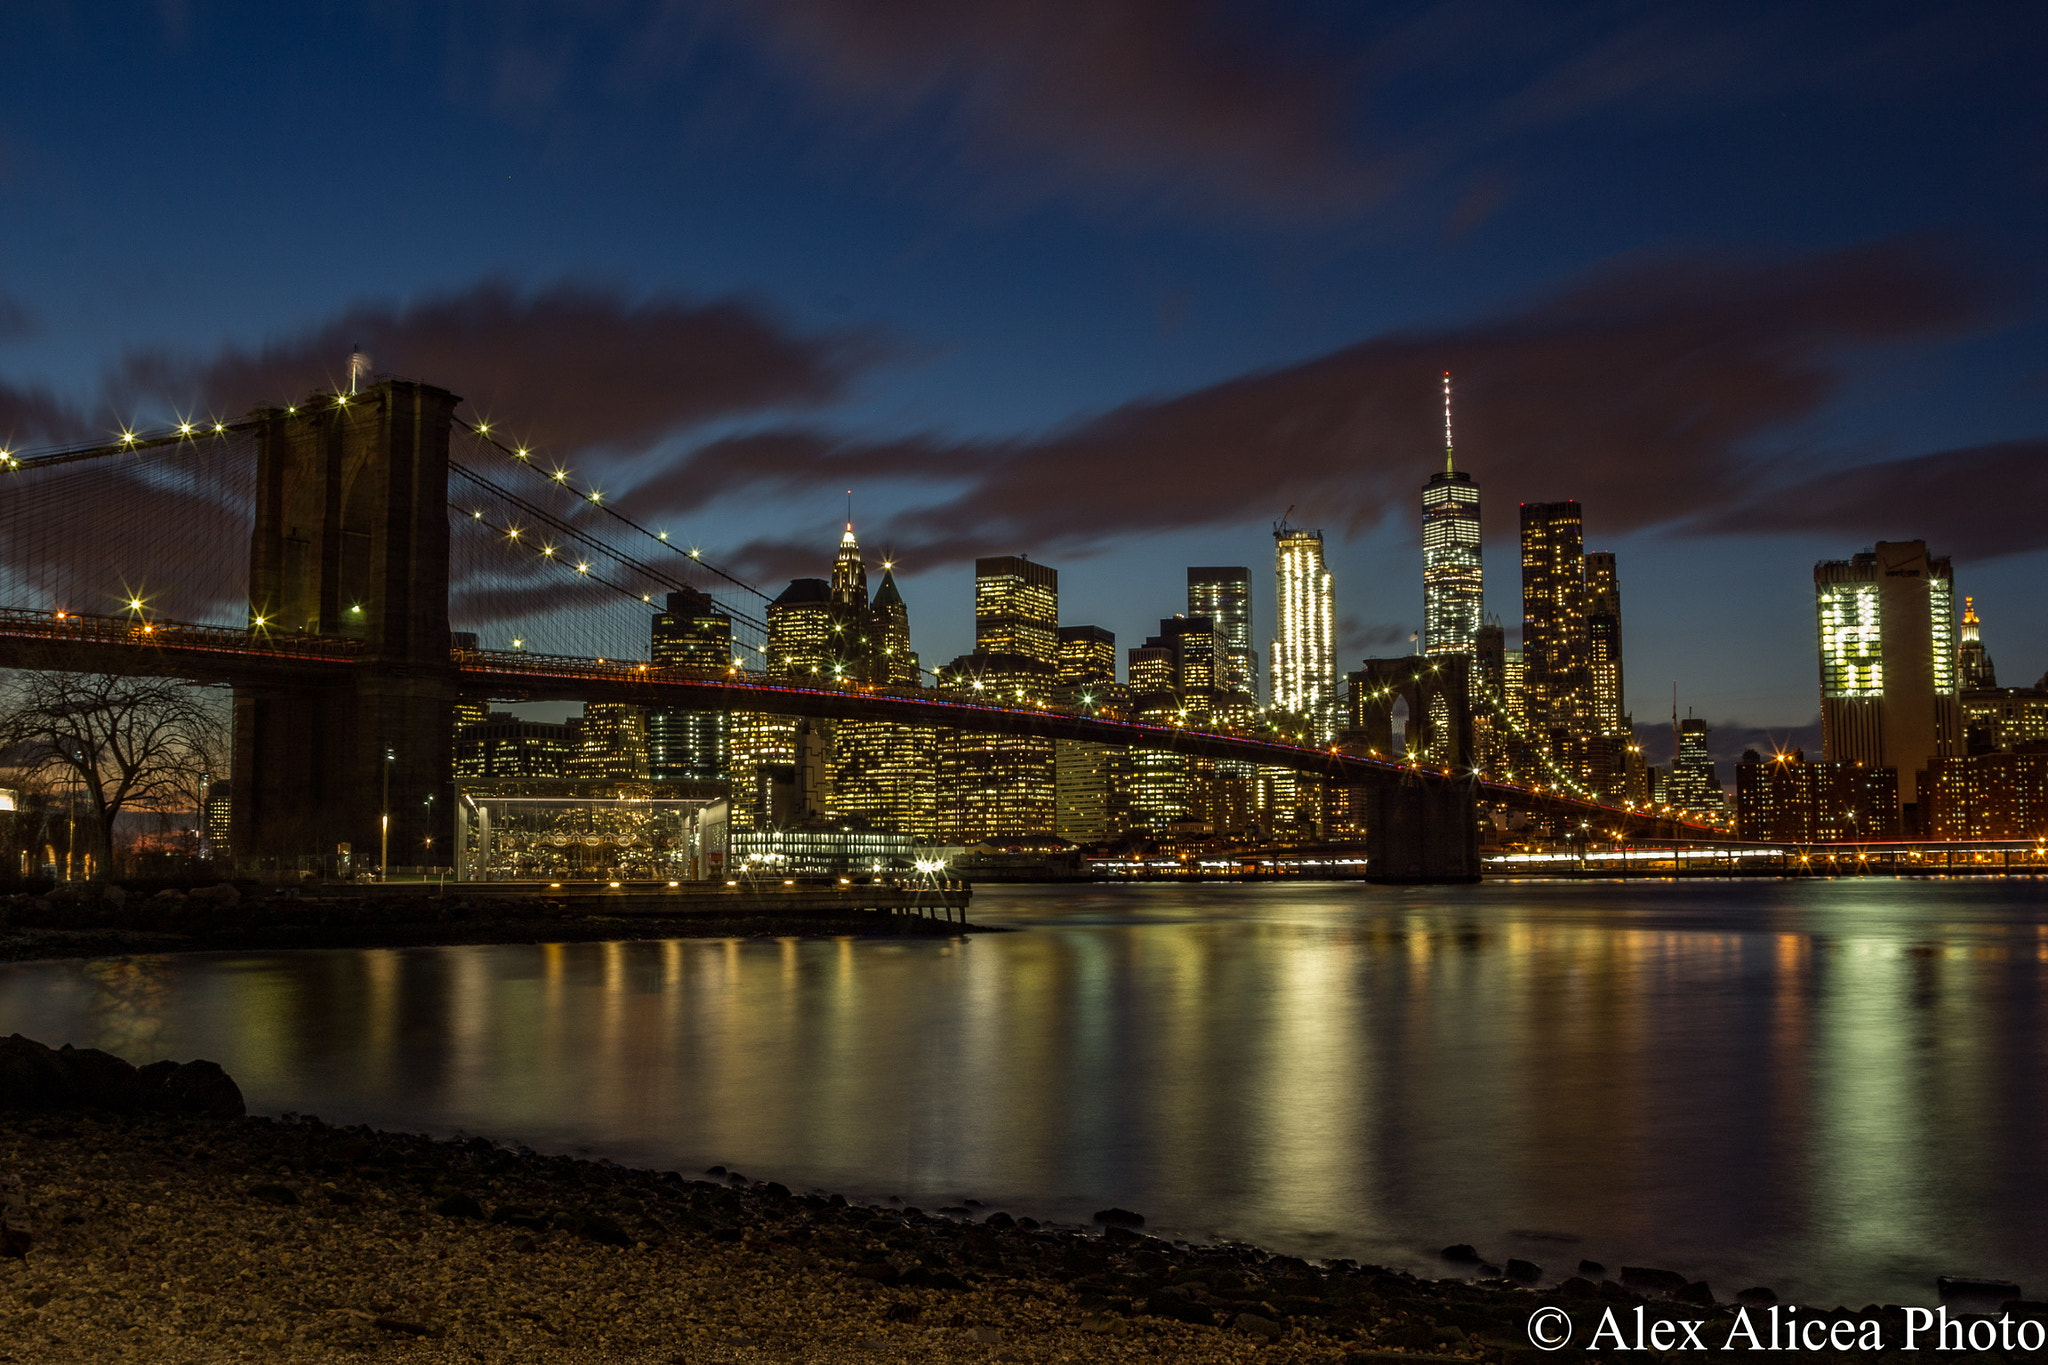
xmin=1364 ymin=778 xmax=1481 ymax=884
xmin=232 ymin=381 xmax=458 ymax=873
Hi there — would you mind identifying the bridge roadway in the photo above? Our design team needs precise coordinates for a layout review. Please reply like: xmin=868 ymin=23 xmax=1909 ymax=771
xmin=0 ymin=608 xmax=1718 ymax=838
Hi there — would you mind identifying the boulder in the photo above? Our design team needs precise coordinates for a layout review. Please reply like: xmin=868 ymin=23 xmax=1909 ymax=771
xmin=1505 ymin=1258 xmax=1542 ymax=1283
xmin=1092 ymin=1207 xmax=1145 ymax=1228
xmin=0 ymin=1035 xmax=72 ymax=1109
xmin=1440 ymin=1244 xmax=1480 ymax=1262
xmin=1232 ymin=1311 xmax=1284 ymax=1339
xmin=1620 ymin=1266 xmax=1690 ymax=1295
xmin=163 ymin=1059 xmax=245 ymax=1118
xmin=56 ymin=1045 xmax=141 ymax=1109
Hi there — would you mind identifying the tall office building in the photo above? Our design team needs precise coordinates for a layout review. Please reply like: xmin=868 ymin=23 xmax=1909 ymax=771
xmin=1669 ymin=717 xmax=1724 ymax=814
xmin=1057 ymin=625 xmax=1117 ymax=686
xmin=1958 ymin=596 xmax=1995 ymax=690
xmin=455 ymin=715 xmax=575 ymax=779
xmin=730 ymin=576 xmax=840 ymax=829
xmin=1584 ymin=552 xmax=1624 ymax=736
xmin=1053 ymin=625 xmax=1128 ymax=843
xmin=1187 ymin=567 xmax=1257 ymax=700
xmin=1126 ymin=616 xmax=1239 ymax=834
xmin=1271 ymin=523 xmax=1336 ymax=742
xmin=936 ymin=557 xmax=1062 ymax=841
xmin=832 ymin=556 xmax=937 ymax=839
xmin=648 ymin=588 xmax=732 ymax=784
xmin=1422 ymin=373 xmax=1483 ymax=658
xmin=1580 ymin=549 xmax=1635 ymax=797
xmin=569 ymin=703 xmax=650 ymax=780
xmin=765 ymin=578 xmax=839 ymax=680
xmin=934 ymin=652 xmax=1058 ymax=842
xmin=868 ymin=565 xmax=919 ymax=685
xmin=831 ymin=519 xmax=867 ymax=609
xmin=974 ymin=556 xmax=1059 ymax=666
xmin=1520 ymin=501 xmax=1591 ymax=775
xmin=1814 ymin=540 xmax=1961 ymax=829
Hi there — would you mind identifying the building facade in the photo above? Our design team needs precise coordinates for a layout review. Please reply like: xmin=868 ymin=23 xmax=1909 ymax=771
xmin=1519 ymin=501 xmax=1591 ymax=778
xmin=831 ymin=561 xmax=938 ymax=840
xmin=1736 ymin=750 xmax=1899 ymax=842
xmin=1669 ymin=717 xmax=1725 ymax=815
xmin=1925 ymin=753 xmax=2048 ymax=839
xmin=1814 ymin=540 xmax=1960 ymax=831
xmin=648 ymin=587 xmax=733 ymax=784
xmin=455 ymin=715 xmax=575 ymax=779
xmin=1053 ymin=625 xmax=1128 ymax=843
xmin=568 ymin=703 xmax=650 ymax=781
xmin=1187 ymin=567 xmax=1257 ymax=700
xmin=1422 ymin=375 xmax=1483 ymax=659
xmin=1271 ymin=523 xmax=1336 ymax=742
xmin=973 ymin=556 xmax=1059 ymax=666
xmin=934 ymin=652 xmax=1058 ymax=841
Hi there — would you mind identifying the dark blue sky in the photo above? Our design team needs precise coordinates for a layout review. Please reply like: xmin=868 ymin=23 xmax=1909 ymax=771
xmin=4 ymin=2 xmax=2046 ymax=756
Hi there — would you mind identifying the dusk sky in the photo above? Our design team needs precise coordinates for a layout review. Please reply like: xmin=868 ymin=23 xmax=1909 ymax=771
xmin=5 ymin=2 xmax=2046 ymax=761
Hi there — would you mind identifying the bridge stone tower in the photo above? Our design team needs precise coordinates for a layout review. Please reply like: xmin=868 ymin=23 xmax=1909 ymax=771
xmin=232 ymin=380 xmax=459 ymax=871
xmin=1346 ymin=655 xmax=1481 ymax=882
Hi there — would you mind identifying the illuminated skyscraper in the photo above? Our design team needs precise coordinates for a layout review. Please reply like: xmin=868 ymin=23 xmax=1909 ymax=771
xmin=1958 ymin=595 xmax=1995 ymax=690
xmin=1054 ymin=626 xmax=1127 ymax=843
xmin=1057 ymin=625 xmax=1117 ymax=685
xmin=934 ymin=652 xmax=1058 ymax=841
xmin=1669 ymin=716 xmax=1724 ymax=814
xmin=1271 ymin=522 xmax=1336 ymax=742
xmin=1520 ymin=501 xmax=1591 ymax=778
xmin=1584 ymin=552 xmax=1624 ymax=734
xmin=1814 ymin=540 xmax=1960 ymax=829
xmin=569 ymin=703 xmax=650 ymax=780
xmin=831 ymin=518 xmax=867 ymax=609
xmin=936 ymin=557 xmax=1062 ymax=840
xmin=730 ymin=577 xmax=838 ymax=829
xmin=974 ymin=556 xmax=1059 ymax=666
xmin=1187 ymin=567 xmax=1256 ymax=700
xmin=1422 ymin=373 xmax=1483 ymax=658
xmin=868 ymin=565 xmax=919 ymax=685
xmin=649 ymin=588 xmax=732 ymax=784
xmin=832 ymin=559 xmax=936 ymax=839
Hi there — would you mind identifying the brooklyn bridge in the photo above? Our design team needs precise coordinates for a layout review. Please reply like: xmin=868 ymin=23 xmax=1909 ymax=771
xmin=0 ymin=379 xmax=1717 ymax=882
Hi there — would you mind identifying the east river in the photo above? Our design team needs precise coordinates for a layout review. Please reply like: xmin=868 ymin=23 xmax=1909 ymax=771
xmin=3 ymin=878 xmax=2044 ymax=1306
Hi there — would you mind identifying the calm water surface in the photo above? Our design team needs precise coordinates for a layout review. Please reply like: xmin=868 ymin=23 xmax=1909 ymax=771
xmin=3 ymin=878 xmax=2045 ymax=1305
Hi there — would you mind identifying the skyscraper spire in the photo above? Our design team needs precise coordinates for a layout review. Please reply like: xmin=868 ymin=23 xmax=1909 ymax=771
xmin=1422 ymin=371 xmax=1482 ymax=657
xmin=1443 ymin=370 xmax=1455 ymax=476
xmin=832 ymin=501 xmax=867 ymax=607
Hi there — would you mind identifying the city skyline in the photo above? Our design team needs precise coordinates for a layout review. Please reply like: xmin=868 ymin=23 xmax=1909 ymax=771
xmin=4 ymin=5 xmax=2046 ymax=756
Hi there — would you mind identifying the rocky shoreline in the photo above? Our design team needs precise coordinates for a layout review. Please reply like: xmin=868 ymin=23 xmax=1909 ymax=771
xmin=8 ymin=1038 xmax=2032 ymax=1364
xmin=0 ymin=884 xmax=989 ymax=964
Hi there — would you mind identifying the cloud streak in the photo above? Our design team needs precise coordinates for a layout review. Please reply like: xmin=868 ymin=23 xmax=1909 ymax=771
xmin=107 ymin=279 xmax=880 ymax=456
xmin=717 ymin=0 xmax=1376 ymax=217
xmin=633 ymin=238 xmax=1997 ymax=581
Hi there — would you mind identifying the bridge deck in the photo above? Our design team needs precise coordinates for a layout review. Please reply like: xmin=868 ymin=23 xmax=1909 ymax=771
xmin=0 ymin=609 xmax=1719 ymax=836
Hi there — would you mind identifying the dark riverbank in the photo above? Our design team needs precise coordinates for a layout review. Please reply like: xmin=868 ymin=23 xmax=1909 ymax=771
xmin=0 ymin=885 xmax=993 ymax=964
xmin=7 ymin=1038 xmax=2024 ymax=1364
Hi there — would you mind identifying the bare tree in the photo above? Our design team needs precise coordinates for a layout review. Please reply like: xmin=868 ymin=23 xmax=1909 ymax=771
xmin=0 ymin=672 xmax=228 ymax=879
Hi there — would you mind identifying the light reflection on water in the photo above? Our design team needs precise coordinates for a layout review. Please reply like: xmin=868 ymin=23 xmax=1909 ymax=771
xmin=2 ymin=877 xmax=2044 ymax=1305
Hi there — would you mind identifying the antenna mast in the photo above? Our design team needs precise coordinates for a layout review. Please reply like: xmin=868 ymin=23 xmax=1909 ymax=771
xmin=1442 ymin=370 xmax=1455 ymax=476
